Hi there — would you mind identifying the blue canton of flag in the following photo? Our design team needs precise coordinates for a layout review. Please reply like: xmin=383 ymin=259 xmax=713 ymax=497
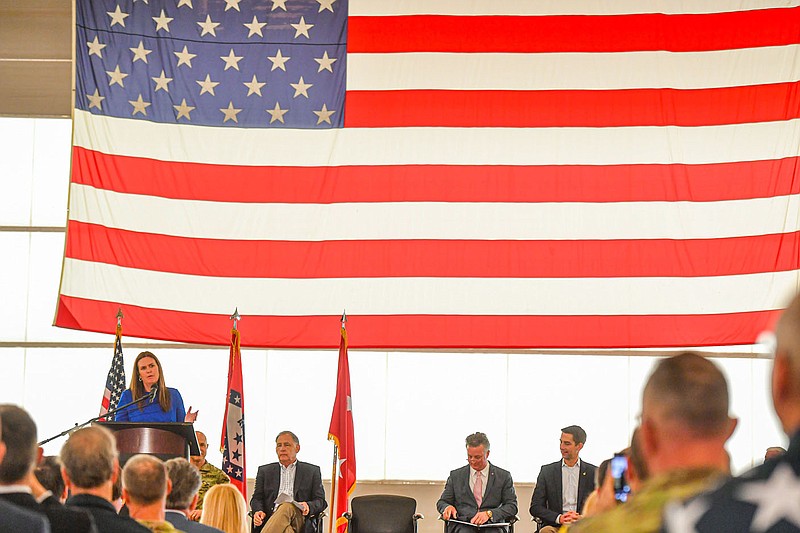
xmin=75 ymin=0 xmax=346 ymax=128
xmin=100 ymin=327 xmax=126 ymax=420
xmin=222 ymin=389 xmax=245 ymax=483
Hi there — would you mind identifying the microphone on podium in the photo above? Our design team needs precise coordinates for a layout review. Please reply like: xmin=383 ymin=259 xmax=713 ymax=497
xmin=149 ymin=384 xmax=158 ymax=404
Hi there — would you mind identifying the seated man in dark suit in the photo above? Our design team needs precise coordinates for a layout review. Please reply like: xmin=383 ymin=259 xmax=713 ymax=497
xmin=0 ymin=404 xmax=97 ymax=533
xmin=250 ymin=431 xmax=327 ymax=533
xmin=60 ymin=426 xmax=149 ymax=533
xmin=530 ymin=425 xmax=597 ymax=533
xmin=437 ymin=432 xmax=518 ymax=532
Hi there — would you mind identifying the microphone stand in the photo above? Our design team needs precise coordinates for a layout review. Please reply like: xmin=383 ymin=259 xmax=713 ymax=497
xmin=38 ymin=387 xmax=158 ymax=446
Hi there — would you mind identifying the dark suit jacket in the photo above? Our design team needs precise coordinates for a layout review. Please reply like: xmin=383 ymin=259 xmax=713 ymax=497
xmin=0 ymin=491 xmax=97 ymax=533
xmin=436 ymin=463 xmax=518 ymax=523
xmin=0 ymin=498 xmax=50 ymax=532
xmin=529 ymin=459 xmax=597 ymax=527
xmin=250 ymin=461 xmax=327 ymax=531
xmin=165 ymin=510 xmax=223 ymax=533
xmin=66 ymin=494 xmax=149 ymax=533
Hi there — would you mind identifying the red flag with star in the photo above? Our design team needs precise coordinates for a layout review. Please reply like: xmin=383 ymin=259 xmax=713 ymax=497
xmin=221 ymin=328 xmax=246 ymax=498
xmin=328 ymin=323 xmax=355 ymax=533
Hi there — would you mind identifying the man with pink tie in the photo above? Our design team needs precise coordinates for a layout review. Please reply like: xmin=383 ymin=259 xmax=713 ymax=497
xmin=437 ymin=432 xmax=518 ymax=533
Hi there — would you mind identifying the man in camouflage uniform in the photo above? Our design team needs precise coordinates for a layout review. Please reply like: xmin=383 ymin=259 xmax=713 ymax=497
xmin=188 ymin=431 xmax=229 ymax=521
xmin=569 ymin=353 xmax=736 ymax=533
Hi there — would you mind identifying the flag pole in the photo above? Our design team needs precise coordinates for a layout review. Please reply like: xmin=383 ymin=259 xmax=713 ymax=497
xmin=230 ymin=307 xmax=240 ymax=331
xmin=116 ymin=307 xmax=123 ymax=333
xmin=328 ymin=443 xmax=338 ymax=533
xmin=328 ymin=310 xmax=347 ymax=533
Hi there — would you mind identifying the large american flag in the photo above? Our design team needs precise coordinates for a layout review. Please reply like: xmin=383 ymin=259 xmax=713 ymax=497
xmin=57 ymin=0 xmax=800 ymax=349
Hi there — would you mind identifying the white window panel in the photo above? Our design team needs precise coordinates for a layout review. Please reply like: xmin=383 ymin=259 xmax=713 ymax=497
xmin=258 ymin=350 xmax=338 ymax=474
xmin=26 ymin=232 xmax=109 ymax=343
xmin=25 ymin=348 xmax=113 ymax=456
xmin=0 ymin=118 xmax=34 ymax=225
xmin=0 ymin=233 xmax=31 ymax=341
xmin=508 ymin=354 xmax=633 ymax=483
xmin=385 ymin=352 xmax=509 ymax=480
xmin=0 ymin=348 xmax=27 ymax=406
xmin=31 ymin=118 xmax=71 ymax=227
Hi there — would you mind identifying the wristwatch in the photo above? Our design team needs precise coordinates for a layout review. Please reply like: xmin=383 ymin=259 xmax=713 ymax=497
xmin=486 ymin=510 xmax=493 ymax=519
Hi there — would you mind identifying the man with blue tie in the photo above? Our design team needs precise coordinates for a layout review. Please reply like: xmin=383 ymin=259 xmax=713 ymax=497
xmin=437 ymin=432 xmax=518 ymax=532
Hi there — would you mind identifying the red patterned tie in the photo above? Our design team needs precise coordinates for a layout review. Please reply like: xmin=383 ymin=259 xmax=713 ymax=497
xmin=474 ymin=470 xmax=483 ymax=507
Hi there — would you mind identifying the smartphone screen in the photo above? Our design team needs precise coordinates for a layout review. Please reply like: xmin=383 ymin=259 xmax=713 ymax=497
xmin=611 ymin=453 xmax=631 ymax=503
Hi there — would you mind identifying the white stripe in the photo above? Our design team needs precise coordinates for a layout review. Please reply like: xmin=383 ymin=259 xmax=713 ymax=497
xmin=72 ymin=111 xmax=800 ymax=166
xmin=60 ymin=258 xmax=800 ymax=316
xmin=350 ymin=0 xmax=800 ymax=16
xmin=69 ymin=184 xmax=800 ymax=240
xmin=347 ymin=46 xmax=800 ymax=91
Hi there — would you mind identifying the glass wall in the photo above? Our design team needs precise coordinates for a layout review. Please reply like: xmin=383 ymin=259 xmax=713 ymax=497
xmin=0 ymin=117 xmax=786 ymax=480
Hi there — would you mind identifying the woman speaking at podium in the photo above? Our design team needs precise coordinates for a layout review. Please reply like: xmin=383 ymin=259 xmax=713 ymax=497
xmin=115 ymin=351 xmax=198 ymax=423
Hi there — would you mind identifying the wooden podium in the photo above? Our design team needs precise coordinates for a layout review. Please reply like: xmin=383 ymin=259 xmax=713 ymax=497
xmin=97 ymin=422 xmax=200 ymax=465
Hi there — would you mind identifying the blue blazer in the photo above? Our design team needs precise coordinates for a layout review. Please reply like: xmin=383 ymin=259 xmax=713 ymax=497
xmin=0 ymin=499 xmax=50 ymax=533
xmin=115 ymin=387 xmax=186 ymax=422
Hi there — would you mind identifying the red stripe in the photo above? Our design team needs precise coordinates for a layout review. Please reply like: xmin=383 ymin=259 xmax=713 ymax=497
xmin=348 ymin=9 xmax=800 ymax=53
xmin=71 ymin=148 xmax=800 ymax=203
xmin=65 ymin=221 xmax=800 ymax=279
xmin=345 ymin=83 xmax=800 ymax=128
xmin=55 ymin=295 xmax=780 ymax=348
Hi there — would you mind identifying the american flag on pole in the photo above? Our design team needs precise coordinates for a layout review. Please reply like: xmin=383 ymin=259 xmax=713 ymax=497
xmin=99 ymin=323 xmax=126 ymax=420
xmin=57 ymin=0 xmax=800 ymax=349
xmin=221 ymin=327 xmax=246 ymax=497
xmin=328 ymin=321 xmax=355 ymax=533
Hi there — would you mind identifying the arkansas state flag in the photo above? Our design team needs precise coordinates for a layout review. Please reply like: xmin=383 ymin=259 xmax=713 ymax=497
xmin=328 ymin=324 xmax=355 ymax=533
xmin=221 ymin=328 xmax=246 ymax=498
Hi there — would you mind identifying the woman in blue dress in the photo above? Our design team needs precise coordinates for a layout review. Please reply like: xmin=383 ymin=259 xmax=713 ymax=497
xmin=115 ymin=351 xmax=197 ymax=422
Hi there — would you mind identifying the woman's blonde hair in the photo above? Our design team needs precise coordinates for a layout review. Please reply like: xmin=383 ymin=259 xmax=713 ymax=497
xmin=201 ymin=483 xmax=248 ymax=533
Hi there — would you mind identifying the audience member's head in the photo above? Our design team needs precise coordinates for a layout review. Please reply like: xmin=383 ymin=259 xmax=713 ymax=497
xmin=34 ymin=455 xmax=66 ymax=502
xmin=764 ymin=446 xmax=786 ymax=462
xmin=200 ymin=483 xmax=248 ymax=533
xmin=773 ymin=293 xmax=800 ymax=435
xmin=0 ymin=404 xmax=38 ymax=484
xmin=165 ymin=457 xmax=201 ymax=512
xmin=627 ymin=427 xmax=649 ymax=486
xmin=122 ymin=454 xmax=170 ymax=520
xmin=640 ymin=352 xmax=736 ymax=475
xmin=59 ymin=425 xmax=118 ymax=499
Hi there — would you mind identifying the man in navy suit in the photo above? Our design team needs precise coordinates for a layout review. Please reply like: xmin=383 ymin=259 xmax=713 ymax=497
xmin=437 ymin=432 xmax=518 ymax=532
xmin=250 ymin=431 xmax=327 ymax=533
xmin=0 ymin=414 xmax=50 ymax=533
xmin=0 ymin=404 xmax=97 ymax=533
xmin=60 ymin=426 xmax=149 ymax=533
xmin=530 ymin=425 xmax=597 ymax=532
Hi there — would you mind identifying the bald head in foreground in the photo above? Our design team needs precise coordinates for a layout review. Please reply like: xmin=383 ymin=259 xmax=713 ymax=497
xmin=665 ymin=294 xmax=800 ymax=531
xmin=572 ymin=353 xmax=736 ymax=533
xmin=60 ymin=426 xmax=148 ymax=533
